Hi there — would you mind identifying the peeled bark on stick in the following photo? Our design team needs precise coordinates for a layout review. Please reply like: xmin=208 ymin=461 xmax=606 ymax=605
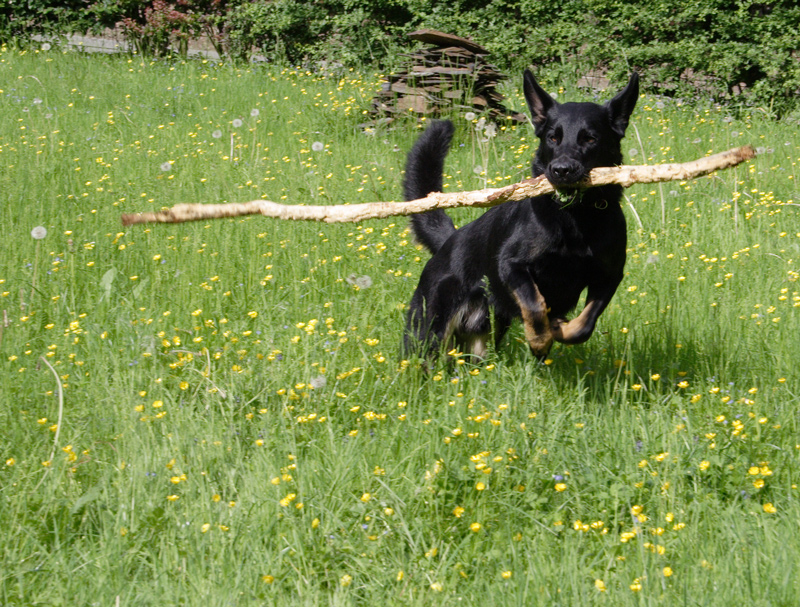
xmin=121 ymin=145 xmax=755 ymax=226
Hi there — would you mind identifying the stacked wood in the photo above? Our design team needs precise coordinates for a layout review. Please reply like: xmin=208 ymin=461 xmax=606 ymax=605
xmin=368 ymin=29 xmax=526 ymax=125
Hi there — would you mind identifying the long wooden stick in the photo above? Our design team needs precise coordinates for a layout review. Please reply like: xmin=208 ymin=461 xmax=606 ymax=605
xmin=121 ymin=145 xmax=755 ymax=226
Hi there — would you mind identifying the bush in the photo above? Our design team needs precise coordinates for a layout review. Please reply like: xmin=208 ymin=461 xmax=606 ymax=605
xmin=224 ymin=0 xmax=321 ymax=64
xmin=0 ymin=0 xmax=94 ymax=46
xmin=5 ymin=0 xmax=799 ymax=114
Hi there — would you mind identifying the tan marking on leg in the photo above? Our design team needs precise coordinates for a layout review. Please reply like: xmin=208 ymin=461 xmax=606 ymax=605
xmin=551 ymin=300 xmax=600 ymax=344
xmin=463 ymin=334 xmax=489 ymax=359
xmin=512 ymin=288 xmax=553 ymax=357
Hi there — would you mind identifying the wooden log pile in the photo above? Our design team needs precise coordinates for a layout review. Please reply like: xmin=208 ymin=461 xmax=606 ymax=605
xmin=368 ymin=29 xmax=526 ymax=125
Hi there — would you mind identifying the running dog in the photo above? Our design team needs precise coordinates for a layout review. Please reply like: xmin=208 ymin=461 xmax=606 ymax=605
xmin=403 ymin=69 xmax=639 ymax=360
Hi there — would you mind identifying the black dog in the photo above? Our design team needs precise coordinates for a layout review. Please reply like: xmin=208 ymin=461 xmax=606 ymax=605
xmin=403 ymin=69 xmax=639 ymax=360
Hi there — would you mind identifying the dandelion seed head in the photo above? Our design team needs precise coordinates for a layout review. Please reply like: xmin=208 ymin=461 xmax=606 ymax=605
xmin=160 ymin=161 xmax=172 ymax=172
xmin=250 ymin=108 xmax=260 ymax=117
xmin=464 ymin=111 xmax=476 ymax=121
xmin=232 ymin=118 xmax=243 ymax=128
xmin=31 ymin=226 xmax=48 ymax=240
xmin=312 ymin=141 xmax=324 ymax=152
xmin=212 ymin=129 xmax=222 ymax=139
xmin=355 ymin=275 xmax=372 ymax=289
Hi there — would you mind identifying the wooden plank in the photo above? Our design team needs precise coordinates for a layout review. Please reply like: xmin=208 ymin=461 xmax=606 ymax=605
xmin=407 ymin=29 xmax=489 ymax=55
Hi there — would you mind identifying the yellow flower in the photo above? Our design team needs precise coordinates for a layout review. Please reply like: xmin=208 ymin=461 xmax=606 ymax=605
xmin=475 ymin=481 xmax=486 ymax=491
xmin=663 ymin=566 xmax=673 ymax=577
xmin=763 ymin=503 xmax=777 ymax=513
xmin=340 ymin=574 xmax=353 ymax=587
xmin=360 ymin=492 xmax=371 ymax=502
xmin=554 ymin=483 xmax=567 ymax=492
xmin=595 ymin=579 xmax=606 ymax=592
xmin=201 ymin=523 xmax=211 ymax=533
xmin=470 ymin=522 xmax=482 ymax=532
xmin=166 ymin=494 xmax=179 ymax=502
xmin=262 ymin=575 xmax=274 ymax=584
xmin=453 ymin=506 xmax=465 ymax=518
xmin=501 ymin=570 xmax=513 ymax=580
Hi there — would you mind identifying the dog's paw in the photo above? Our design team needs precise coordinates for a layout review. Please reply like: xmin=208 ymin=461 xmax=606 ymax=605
xmin=550 ymin=317 xmax=592 ymax=344
xmin=527 ymin=333 xmax=553 ymax=358
xmin=550 ymin=317 xmax=567 ymax=341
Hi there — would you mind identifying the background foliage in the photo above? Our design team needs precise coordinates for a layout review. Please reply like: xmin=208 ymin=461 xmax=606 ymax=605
xmin=1 ymin=0 xmax=799 ymax=114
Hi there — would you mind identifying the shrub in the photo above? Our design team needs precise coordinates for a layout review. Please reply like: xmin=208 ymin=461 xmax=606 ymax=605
xmin=0 ymin=0 xmax=94 ymax=46
xmin=5 ymin=0 xmax=799 ymax=114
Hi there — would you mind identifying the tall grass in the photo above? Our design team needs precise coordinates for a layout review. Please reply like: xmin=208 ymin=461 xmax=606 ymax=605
xmin=1 ymin=47 xmax=799 ymax=605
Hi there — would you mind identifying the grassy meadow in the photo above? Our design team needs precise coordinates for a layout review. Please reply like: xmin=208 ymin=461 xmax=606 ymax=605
xmin=1 ymin=47 xmax=799 ymax=605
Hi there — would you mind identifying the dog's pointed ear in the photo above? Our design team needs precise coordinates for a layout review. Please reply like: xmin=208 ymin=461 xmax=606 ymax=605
xmin=524 ymin=69 xmax=556 ymax=132
xmin=606 ymin=72 xmax=639 ymax=137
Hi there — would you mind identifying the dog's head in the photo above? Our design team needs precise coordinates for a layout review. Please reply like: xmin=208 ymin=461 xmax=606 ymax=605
xmin=524 ymin=70 xmax=639 ymax=189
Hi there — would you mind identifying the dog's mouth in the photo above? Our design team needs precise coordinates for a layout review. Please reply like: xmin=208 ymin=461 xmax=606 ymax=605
xmin=553 ymin=188 xmax=584 ymax=207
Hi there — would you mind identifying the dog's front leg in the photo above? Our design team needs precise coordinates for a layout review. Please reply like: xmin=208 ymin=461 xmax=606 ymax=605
xmin=510 ymin=282 xmax=553 ymax=358
xmin=551 ymin=280 xmax=621 ymax=345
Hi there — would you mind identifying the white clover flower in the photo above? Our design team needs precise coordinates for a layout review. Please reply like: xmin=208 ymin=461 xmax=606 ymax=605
xmin=31 ymin=226 xmax=48 ymax=240
xmin=311 ymin=141 xmax=324 ymax=152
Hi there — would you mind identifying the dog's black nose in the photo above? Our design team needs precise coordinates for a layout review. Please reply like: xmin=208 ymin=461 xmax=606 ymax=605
xmin=547 ymin=161 xmax=583 ymax=186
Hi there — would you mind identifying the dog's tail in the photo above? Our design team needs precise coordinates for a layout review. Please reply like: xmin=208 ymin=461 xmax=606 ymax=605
xmin=403 ymin=120 xmax=456 ymax=254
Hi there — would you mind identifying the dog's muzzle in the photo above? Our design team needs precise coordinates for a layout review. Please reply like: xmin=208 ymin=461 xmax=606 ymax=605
xmin=545 ymin=160 xmax=586 ymax=187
